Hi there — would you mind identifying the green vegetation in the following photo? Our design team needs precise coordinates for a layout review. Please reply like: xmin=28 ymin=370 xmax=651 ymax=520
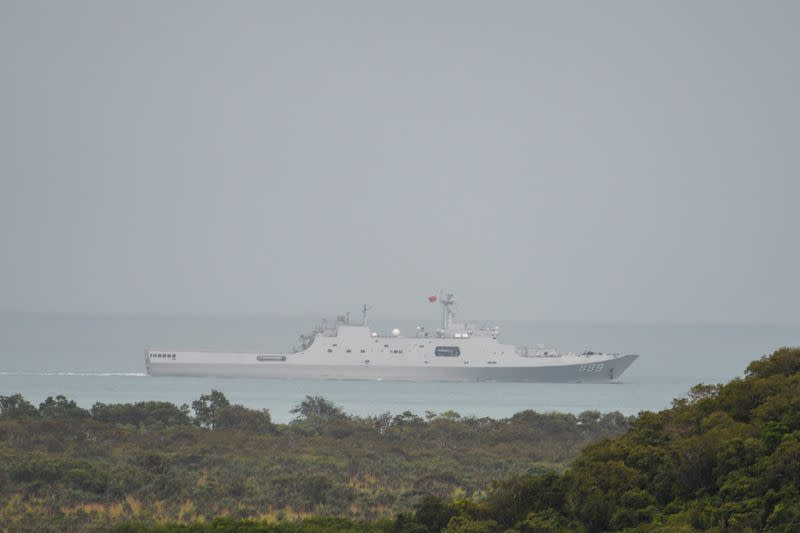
xmin=6 ymin=347 xmax=800 ymax=532
xmin=0 ymin=390 xmax=627 ymax=531
xmin=388 ymin=347 xmax=800 ymax=532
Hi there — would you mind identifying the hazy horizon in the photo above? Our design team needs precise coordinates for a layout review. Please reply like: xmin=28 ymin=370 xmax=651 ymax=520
xmin=2 ymin=309 xmax=799 ymax=328
xmin=2 ymin=2 xmax=798 ymax=323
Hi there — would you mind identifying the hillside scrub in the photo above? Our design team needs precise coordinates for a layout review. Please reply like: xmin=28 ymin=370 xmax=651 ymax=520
xmin=103 ymin=346 xmax=800 ymax=533
xmin=0 ymin=391 xmax=628 ymax=531
xmin=7 ymin=348 xmax=800 ymax=533
xmin=388 ymin=347 xmax=800 ymax=532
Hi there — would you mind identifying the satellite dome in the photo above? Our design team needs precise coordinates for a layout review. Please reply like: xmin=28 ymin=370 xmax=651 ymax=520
xmin=392 ymin=328 xmax=401 ymax=337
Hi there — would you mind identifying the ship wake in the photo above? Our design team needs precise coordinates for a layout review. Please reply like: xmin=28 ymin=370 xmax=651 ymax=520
xmin=0 ymin=371 xmax=147 ymax=377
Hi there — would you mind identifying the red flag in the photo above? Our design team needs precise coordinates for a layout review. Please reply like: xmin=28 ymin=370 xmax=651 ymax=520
xmin=428 ymin=295 xmax=438 ymax=302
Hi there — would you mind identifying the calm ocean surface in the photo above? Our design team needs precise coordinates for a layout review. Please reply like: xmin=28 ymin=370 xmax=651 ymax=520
xmin=0 ymin=313 xmax=797 ymax=423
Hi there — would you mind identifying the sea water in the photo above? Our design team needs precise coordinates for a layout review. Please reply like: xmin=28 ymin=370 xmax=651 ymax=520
xmin=0 ymin=313 xmax=797 ymax=423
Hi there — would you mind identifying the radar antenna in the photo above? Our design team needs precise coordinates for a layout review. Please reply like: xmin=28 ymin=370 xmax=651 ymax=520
xmin=361 ymin=304 xmax=372 ymax=326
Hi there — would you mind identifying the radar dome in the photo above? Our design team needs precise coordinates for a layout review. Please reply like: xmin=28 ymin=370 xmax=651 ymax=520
xmin=392 ymin=328 xmax=401 ymax=337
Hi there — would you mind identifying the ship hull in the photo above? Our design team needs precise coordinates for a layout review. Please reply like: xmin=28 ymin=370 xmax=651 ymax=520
xmin=147 ymin=354 xmax=638 ymax=383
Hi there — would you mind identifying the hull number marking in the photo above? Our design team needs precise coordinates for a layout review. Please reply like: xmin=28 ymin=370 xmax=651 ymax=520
xmin=578 ymin=363 xmax=604 ymax=373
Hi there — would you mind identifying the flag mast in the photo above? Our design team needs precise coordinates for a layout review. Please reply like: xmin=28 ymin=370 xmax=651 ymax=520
xmin=440 ymin=292 xmax=455 ymax=330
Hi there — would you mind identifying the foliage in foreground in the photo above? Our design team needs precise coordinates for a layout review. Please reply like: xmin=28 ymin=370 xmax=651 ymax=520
xmin=388 ymin=347 xmax=800 ymax=532
xmin=0 ymin=389 xmax=627 ymax=531
xmin=7 ymin=347 xmax=799 ymax=532
xmin=107 ymin=347 xmax=800 ymax=532
xmin=113 ymin=516 xmax=388 ymax=533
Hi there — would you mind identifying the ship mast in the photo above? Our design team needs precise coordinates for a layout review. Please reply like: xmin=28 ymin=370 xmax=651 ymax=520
xmin=440 ymin=292 xmax=455 ymax=330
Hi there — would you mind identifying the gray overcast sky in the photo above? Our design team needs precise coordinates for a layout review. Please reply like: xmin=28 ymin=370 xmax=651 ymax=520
xmin=1 ymin=1 xmax=798 ymax=323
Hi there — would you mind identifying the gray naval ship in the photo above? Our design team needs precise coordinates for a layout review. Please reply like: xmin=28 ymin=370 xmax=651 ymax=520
xmin=146 ymin=294 xmax=638 ymax=382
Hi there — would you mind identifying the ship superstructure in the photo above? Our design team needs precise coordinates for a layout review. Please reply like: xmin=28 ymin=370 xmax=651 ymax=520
xmin=145 ymin=294 xmax=638 ymax=383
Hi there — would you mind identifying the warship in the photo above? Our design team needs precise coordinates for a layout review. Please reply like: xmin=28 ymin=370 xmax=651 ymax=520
xmin=145 ymin=294 xmax=638 ymax=382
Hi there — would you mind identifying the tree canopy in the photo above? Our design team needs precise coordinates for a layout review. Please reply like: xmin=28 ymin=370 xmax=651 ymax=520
xmin=4 ymin=347 xmax=800 ymax=532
